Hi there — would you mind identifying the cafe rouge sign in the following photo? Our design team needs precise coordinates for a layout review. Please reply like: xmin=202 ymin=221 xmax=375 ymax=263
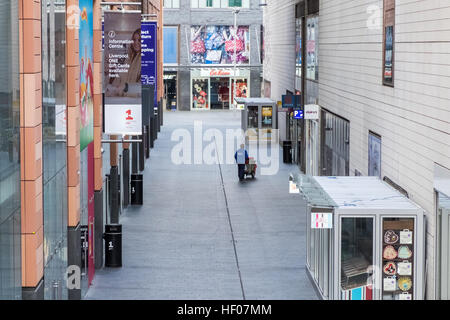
xmin=200 ymin=68 xmax=241 ymax=77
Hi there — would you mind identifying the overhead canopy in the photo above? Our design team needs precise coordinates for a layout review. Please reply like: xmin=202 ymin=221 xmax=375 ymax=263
xmin=293 ymin=174 xmax=422 ymax=211
xmin=234 ymin=97 xmax=276 ymax=105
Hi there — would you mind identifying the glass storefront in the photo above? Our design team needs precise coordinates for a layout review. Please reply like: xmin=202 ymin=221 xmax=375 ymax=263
xmin=0 ymin=0 xmax=20 ymax=300
xmin=191 ymin=69 xmax=250 ymax=110
xmin=42 ymin=0 xmax=68 ymax=299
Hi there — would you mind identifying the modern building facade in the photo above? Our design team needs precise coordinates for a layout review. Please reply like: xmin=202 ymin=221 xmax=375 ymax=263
xmin=263 ymin=0 xmax=450 ymax=299
xmin=163 ymin=0 xmax=263 ymax=111
xmin=0 ymin=0 xmax=163 ymax=300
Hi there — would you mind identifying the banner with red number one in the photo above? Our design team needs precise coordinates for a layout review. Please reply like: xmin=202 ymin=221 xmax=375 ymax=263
xmin=104 ymin=104 xmax=142 ymax=135
xmin=103 ymin=11 xmax=142 ymax=135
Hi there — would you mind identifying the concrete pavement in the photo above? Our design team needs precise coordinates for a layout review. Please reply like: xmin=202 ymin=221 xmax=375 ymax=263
xmin=85 ymin=110 xmax=318 ymax=300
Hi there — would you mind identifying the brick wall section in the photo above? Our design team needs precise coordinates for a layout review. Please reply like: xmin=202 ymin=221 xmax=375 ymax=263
xmin=19 ymin=0 xmax=44 ymax=288
xmin=66 ymin=0 xmax=81 ymax=228
xmin=93 ymin=0 xmax=102 ymax=191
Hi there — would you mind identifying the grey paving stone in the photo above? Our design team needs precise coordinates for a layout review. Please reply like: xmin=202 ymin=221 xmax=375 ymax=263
xmin=86 ymin=110 xmax=318 ymax=300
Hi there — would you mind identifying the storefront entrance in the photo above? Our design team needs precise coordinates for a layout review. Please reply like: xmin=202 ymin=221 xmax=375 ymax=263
xmin=164 ymin=73 xmax=177 ymax=110
xmin=190 ymin=68 xmax=250 ymax=111
xmin=210 ymin=77 xmax=230 ymax=110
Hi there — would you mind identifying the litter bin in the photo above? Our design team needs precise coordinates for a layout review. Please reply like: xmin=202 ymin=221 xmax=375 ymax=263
xmin=283 ymin=141 xmax=292 ymax=163
xmin=131 ymin=174 xmax=143 ymax=205
xmin=104 ymin=224 xmax=122 ymax=267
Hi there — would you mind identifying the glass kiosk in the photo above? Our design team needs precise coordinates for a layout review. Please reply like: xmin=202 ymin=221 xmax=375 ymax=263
xmin=235 ymin=98 xmax=277 ymax=143
xmin=293 ymin=174 xmax=426 ymax=300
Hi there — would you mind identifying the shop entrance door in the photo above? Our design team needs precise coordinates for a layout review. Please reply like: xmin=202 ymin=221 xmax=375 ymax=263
xmin=210 ymin=77 xmax=230 ymax=110
xmin=164 ymin=74 xmax=177 ymax=110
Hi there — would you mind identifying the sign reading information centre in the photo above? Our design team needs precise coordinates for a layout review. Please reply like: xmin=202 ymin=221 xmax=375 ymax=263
xmin=104 ymin=12 xmax=142 ymax=135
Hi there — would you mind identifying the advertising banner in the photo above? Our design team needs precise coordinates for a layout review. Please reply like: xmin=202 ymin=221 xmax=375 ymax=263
xmin=104 ymin=12 xmax=142 ymax=135
xmin=79 ymin=0 xmax=95 ymax=286
xmin=141 ymin=21 xmax=157 ymax=107
xmin=79 ymin=0 xmax=94 ymax=150
xmin=190 ymin=25 xmax=250 ymax=65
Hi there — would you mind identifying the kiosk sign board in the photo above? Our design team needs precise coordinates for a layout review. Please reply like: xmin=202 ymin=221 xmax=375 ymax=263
xmin=311 ymin=212 xmax=333 ymax=229
xmin=104 ymin=12 xmax=142 ymax=135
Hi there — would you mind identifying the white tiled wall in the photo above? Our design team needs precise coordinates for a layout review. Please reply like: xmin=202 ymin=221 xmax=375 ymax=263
xmin=319 ymin=0 xmax=450 ymax=299
xmin=263 ymin=0 xmax=297 ymax=142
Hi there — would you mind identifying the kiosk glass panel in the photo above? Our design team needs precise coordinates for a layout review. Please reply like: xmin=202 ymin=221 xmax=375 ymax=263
xmin=247 ymin=105 xmax=258 ymax=128
xmin=261 ymin=106 xmax=273 ymax=128
xmin=340 ymin=217 xmax=374 ymax=296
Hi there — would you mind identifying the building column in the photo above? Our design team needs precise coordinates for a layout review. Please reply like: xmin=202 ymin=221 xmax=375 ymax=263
xmin=19 ymin=0 xmax=44 ymax=300
xmin=93 ymin=0 xmax=104 ymax=270
xmin=66 ymin=0 xmax=82 ymax=300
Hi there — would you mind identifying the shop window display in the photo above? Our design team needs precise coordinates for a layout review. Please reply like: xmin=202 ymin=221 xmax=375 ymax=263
xmin=340 ymin=218 xmax=374 ymax=298
xmin=232 ymin=79 xmax=248 ymax=101
xmin=192 ymin=79 xmax=209 ymax=109
xmin=190 ymin=25 xmax=250 ymax=65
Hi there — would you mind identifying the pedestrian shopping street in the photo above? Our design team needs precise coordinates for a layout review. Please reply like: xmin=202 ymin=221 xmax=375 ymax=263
xmin=85 ymin=111 xmax=318 ymax=300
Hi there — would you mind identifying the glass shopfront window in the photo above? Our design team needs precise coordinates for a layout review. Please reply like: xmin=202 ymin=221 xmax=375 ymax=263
xmin=232 ymin=78 xmax=248 ymax=102
xmin=42 ymin=0 xmax=68 ymax=299
xmin=192 ymin=78 xmax=209 ymax=109
xmin=0 ymin=0 xmax=20 ymax=300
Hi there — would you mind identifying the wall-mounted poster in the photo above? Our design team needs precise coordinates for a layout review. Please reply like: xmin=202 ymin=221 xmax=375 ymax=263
xmin=384 ymin=25 xmax=394 ymax=85
xmin=104 ymin=12 xmax=142 ymax=135
xmin=190 ymin=25 xmax=250 ymax=65
xmin=368 ymin=132 xmax=381 ymax=178
xmin=306 ymin=16 xmax=318 ymax=81
xmin=79 ymin=0 xmax=94 ymax=150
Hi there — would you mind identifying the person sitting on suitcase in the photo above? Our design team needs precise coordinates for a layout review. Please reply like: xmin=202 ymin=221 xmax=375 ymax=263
xmin=234 ymin=144 xmax=249 ymax=182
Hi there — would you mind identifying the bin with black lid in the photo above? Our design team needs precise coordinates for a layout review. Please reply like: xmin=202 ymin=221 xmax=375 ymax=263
xmin=104 ymin=224 xmax=122 ymax=268
xmin=131 ymin=174 xmax=143 ymax=205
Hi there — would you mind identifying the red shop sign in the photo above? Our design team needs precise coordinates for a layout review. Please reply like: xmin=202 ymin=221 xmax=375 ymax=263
xmin=209 ymin=69 xmax=231 ymax=76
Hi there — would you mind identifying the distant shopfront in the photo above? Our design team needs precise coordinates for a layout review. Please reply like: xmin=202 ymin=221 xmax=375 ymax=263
xmin=191 ymin=68 xmax=250 ymax=110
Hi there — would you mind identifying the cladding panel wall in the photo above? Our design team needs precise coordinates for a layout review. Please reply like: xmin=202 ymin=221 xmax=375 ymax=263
xmin=319 ymin=0 xmax=450 ymax=299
